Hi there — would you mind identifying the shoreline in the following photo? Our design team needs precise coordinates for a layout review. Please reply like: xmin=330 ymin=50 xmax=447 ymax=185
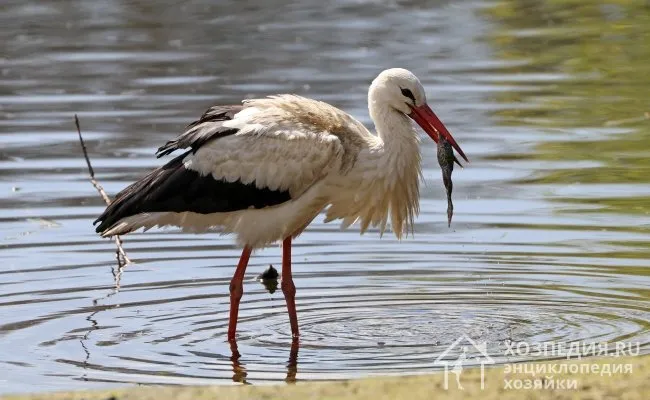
xmin=6 ymin=354 xmax=648 ymax=400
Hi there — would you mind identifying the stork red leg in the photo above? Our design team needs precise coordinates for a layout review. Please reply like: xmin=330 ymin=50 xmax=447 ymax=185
xmin=228 ymin=246 xmax=252 ymax=341
xmin=281 ymin=237 xmax=299 ymax=338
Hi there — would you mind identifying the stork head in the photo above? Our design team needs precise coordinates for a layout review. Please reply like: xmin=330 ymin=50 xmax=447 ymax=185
xmin=369 ymin=68 xmax=468 ymax=163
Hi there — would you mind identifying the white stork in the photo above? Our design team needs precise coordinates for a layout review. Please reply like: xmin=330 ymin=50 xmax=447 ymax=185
xmin=94 ymin=68 xmax=468 ymax=341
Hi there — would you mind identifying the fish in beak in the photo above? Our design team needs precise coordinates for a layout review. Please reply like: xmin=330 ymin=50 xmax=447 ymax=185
xmin=409 ymin=104 xmax=467 ymax=227
xmin=408 ymin=103 xmax=468 ymax=164
xmin=437 ymin=135 xmax=456 ymax=227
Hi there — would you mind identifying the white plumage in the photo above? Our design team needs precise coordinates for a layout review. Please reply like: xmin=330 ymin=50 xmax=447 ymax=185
xmin=95 ymin=68 xmax=468 ymax=340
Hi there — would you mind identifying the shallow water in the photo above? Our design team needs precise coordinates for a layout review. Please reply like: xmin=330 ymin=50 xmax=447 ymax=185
xmin=1 ymin=0 xmax=649 ymax=394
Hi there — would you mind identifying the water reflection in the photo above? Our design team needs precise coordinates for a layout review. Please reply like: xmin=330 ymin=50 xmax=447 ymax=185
xmin=484 ymin=1 xmax=650 ymax=192
xmin=228 ymin=338 xmax=299 ymax=384
xmin=79 ymin=267 xmax=123 ymax=383
xmin=286 ymin=339 xmax=299 ymax=384
xmin=229 ymin=340 xmax=249 ymax=384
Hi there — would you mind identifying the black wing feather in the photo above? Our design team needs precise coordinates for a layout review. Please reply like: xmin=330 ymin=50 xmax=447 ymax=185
xmin=156 ymin=105 xmax=243 ymax=158
xmin=94 ymin=151 xmax=291 ymax=234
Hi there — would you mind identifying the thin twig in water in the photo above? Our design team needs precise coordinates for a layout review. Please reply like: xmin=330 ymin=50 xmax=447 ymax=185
xmin=75 ymin=114 xmax=131 ymax=270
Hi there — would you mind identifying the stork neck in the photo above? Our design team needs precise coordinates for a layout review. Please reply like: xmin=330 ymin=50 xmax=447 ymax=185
xmin=369 ymin=103 xmax=420 ymax=151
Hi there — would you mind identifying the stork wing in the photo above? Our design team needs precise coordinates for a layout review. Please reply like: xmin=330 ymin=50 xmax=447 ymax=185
xmin=95 ymin=96 xmax=348 ymax=235
xmin=186 ymin=99 xmax=346 ymax=197
xmin=156 ymin=105 xmax=243 ymax=157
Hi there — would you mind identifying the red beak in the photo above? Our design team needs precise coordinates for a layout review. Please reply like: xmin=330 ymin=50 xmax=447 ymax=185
xmin=409 ymin=104 xmax=469 ymax=163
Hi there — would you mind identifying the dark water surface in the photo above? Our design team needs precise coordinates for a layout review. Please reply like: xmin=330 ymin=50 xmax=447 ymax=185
xmin=1 ymin=0 xmax=649 ymax=394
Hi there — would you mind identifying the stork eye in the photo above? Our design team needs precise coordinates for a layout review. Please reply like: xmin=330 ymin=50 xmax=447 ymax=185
xmin=400 ymin=88 xmax=416 ymax=103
